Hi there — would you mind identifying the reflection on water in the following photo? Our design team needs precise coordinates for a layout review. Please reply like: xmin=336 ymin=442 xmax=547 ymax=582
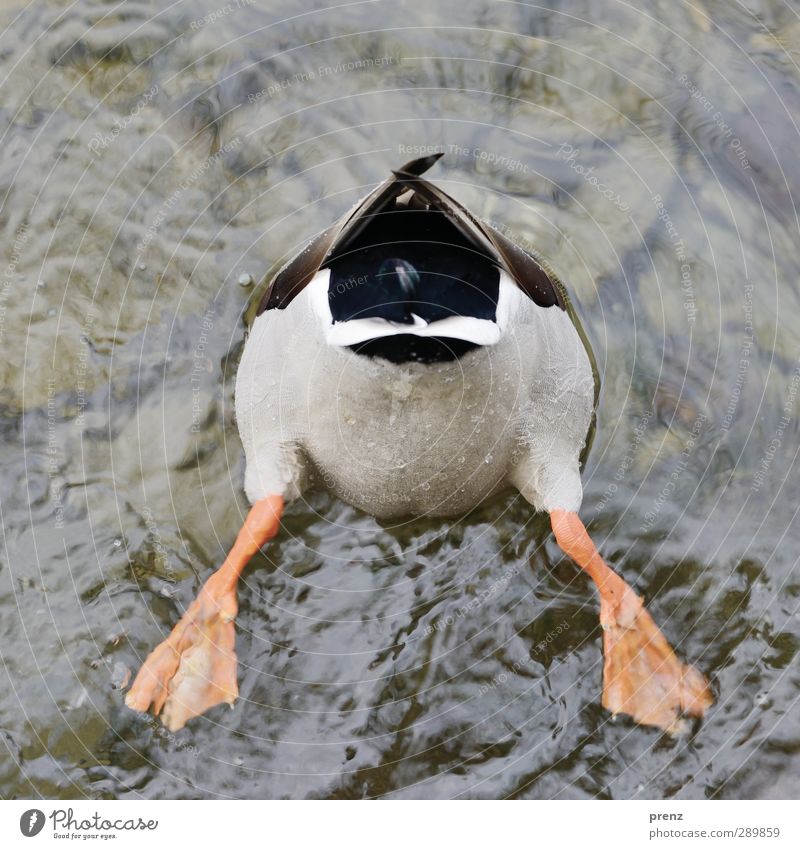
xmin=1 ymin=0 xmax=798 ymax=799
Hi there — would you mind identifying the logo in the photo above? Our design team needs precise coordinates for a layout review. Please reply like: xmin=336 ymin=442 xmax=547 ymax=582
xmin=20 ymin=810 xmax=45 ymax=837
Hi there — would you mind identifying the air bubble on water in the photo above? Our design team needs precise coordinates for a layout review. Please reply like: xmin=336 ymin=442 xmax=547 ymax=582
xmin=47 ymin=307 xmax=57 ymax=317
xmin=138 ymin=262 xmax=146 ymax=271
xmin=484 ymin=454 xmax=493 ymax=464
xmin=112 ymin=538 xmax=122 ymax=548
xmin=238 ymin=272 xmax=254 ymax=287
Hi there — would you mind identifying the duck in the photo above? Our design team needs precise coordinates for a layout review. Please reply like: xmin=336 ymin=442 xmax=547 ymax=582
xmin=125 ymin=153 xmax=713 ymax=734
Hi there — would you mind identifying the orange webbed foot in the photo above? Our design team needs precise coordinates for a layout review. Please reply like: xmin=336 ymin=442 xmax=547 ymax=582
xmin=125 ymin=572 xmax=239 ymax=732
xmin=600 ymin=581 xmax=713 ymax=735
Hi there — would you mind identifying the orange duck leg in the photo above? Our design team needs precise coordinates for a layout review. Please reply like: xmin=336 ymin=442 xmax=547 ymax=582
xmin=126 ymin=496 xmax=284 ymax=732
xmin=550 ymin=510 xmax=713 ymax=734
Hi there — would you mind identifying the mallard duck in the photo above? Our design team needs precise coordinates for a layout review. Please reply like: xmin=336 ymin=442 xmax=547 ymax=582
xmin=126 ymin=153 xmax=712 ymax=734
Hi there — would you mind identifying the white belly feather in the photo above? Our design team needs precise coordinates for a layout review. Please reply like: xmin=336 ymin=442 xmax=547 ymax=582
xmin=235 ymin=280 xmax=594 ymax=518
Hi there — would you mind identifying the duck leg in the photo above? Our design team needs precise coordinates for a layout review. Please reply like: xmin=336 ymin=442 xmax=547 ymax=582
xmin=550 ymin=509 xmax=712 ymax=734
xmin=126 ymin=496 xmax=284 ymax=731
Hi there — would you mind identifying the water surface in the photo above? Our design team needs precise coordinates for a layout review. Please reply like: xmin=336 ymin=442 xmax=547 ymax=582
xmin=1 ymin=0 xmax=799 ymax=799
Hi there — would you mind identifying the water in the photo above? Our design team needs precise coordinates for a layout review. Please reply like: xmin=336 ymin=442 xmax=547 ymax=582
xmin=1 ymin=0 xmax=798 ymax=799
